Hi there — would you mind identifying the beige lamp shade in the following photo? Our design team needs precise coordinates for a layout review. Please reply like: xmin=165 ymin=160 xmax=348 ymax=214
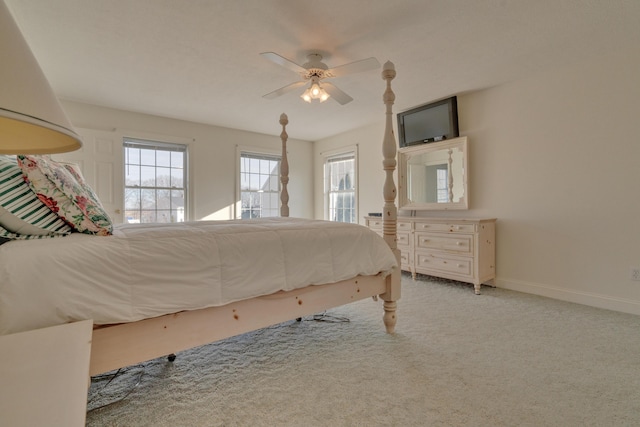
xmin=0 ymin=0 xmax=82 ymax=154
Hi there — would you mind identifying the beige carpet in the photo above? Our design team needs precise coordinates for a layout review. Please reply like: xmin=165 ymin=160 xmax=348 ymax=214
xmin=86 ymin=273 xmax=640 ymax=426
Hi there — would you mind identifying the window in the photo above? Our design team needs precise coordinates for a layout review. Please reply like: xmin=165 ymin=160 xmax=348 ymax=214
xmin=238 ymin=151 xmax=281 ymax=219
xmin=324 ymin=149 xmax=357 ymax=223
xmin=436 ymin=167 xmax=449 ymax=203
xmin=124 ymin=138 xmax=187 ymax=223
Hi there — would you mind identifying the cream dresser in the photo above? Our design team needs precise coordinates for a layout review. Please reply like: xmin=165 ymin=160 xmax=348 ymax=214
xmin=366 ymin=216 xmax=496 ymax=294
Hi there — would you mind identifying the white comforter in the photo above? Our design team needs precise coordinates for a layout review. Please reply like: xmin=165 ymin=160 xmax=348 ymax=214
xmin=0 ymin=218 xmax=397 ymax=335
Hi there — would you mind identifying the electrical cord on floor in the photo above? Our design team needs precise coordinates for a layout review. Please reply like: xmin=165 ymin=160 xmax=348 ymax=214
xmin=295 ymin=312 xmax=350 ymax=323
xmin=86 ymin=364 xmax=146 ymax=413
xmin=87 ymin=313 xmax=346 ymax=413
xmin=311 ymin=311 xmax=350 ymax=323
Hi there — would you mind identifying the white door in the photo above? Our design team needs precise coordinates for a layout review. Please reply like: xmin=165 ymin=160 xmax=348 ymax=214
xmin=53 ymin=127 xmax=124 ymax=223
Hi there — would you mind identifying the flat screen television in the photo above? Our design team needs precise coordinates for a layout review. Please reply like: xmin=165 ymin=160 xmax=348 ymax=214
xmin=397 ymin=96 xmax=459 ymax=148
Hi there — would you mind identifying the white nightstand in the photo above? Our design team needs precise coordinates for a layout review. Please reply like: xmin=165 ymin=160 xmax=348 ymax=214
xmin=0 ymin=320 xmax=93 ymax=427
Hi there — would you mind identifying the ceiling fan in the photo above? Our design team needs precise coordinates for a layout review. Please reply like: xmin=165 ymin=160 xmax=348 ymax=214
xmin=261 ymin=52 xmax=380 ymax=105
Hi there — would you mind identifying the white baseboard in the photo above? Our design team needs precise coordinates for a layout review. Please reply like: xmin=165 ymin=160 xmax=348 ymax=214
xmin=495 ymin=278 xmax=640 ymax=316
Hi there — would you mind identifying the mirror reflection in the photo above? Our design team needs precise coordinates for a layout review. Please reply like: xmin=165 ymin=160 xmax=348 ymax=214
xmin=399 ymin=137 xmax=468 ymax=210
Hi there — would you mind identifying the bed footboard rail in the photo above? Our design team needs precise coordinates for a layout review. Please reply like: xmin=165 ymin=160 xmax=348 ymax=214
xmin=89 ymin=275 xmax=387 ymax=376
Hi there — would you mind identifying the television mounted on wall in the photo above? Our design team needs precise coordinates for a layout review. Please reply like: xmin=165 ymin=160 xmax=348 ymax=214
xmin=397 ymin=96 xmax=459 ymax=148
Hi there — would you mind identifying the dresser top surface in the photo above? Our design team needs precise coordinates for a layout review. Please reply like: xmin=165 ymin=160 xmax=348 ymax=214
xmin=366 ymin=216 xmax=496 ymax=223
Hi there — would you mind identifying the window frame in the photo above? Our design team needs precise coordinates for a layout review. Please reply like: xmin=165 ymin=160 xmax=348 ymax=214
xmin=123 ymin=137 xmax=189 ymax=224
xmin=322 ymin=145 xmax=358 ymax=223
xmin=235 ymin=146 xmax=282 ymax=219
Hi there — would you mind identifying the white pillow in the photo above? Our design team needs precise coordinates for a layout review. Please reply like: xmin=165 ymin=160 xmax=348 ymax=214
xmin=0 ymin=205 xmax=53 ymax=235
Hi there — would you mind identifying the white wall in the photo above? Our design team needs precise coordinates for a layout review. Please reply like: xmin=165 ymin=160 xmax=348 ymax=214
xmin=59 ymin=101 xmax=314 ymax=221
xmin=314 ymin=50 xmax=640 ymax=315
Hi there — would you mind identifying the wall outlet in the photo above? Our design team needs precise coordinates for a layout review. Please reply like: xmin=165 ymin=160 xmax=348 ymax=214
xmin=631 ymin=268 xmax=640 ymax=281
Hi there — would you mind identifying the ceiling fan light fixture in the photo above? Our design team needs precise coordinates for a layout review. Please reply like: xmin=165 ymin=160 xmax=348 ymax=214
xmin=301 ymin=79 xmax=330 ymax=103
xmin=301 ymin=88 xmax=312 ymax=103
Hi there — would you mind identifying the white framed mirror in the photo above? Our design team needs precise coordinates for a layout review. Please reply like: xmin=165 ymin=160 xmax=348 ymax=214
xmin=398 ymin=136 xmax=468 ymax=210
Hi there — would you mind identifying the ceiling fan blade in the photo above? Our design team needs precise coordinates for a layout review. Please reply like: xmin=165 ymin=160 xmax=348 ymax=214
xmin=262 ymin=80 xmax=307 ymax=100
xmin=326 ymin=57 xmax=380 ymax=78
xmin=260 ymin=52 xmax=307 ymax=74
xmin=322 ymin=82 xmax=353 ymax=105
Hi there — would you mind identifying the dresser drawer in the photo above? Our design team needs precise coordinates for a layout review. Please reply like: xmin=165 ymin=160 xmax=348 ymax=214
xmin=368 ymin=219 xmax=411 ymax=238
xmin=399 ymin=249 xmax=410 ymax=268
xmin=370 ymin=219 xmax=411 ymax=229
xmin=398 ymin=221 xmax=412 ymax=231
xmin=367 ymin=219 xmax=383 ymax=231
xmin=397 ymin=231 xmax=410 ymax=246
xmin=416 ymin=252 xmax=473 ymax=277
xmin=367 ymin=218 xmax=411 ymax=231
xmin=415 ymin=232 xmax=473 ymax=255
xmin=414 ymin=222 xmax=476 ymax=233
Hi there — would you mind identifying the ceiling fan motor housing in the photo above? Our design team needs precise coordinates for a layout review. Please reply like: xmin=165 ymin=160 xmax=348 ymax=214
xmin=302 ymin=54 xmax=330 ymax=80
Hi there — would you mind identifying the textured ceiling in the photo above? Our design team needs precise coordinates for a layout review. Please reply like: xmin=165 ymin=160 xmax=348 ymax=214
xmin=5 ymin=0 xmax=640 ymax=141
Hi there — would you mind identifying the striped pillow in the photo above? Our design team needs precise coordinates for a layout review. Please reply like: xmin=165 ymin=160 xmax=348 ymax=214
xmin=0 ymin=156 xmax=72 ymax=240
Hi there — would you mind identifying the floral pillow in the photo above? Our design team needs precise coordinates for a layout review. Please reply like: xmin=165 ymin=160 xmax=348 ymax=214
xmin=0 ymin=155 xmax=72 ymax=240
xmin=17 ymin=155 xmax=113 ymax=236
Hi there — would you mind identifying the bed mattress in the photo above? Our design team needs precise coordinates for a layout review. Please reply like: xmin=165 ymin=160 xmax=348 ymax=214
xmin=0 ymin=217 xmax=397 ymax=335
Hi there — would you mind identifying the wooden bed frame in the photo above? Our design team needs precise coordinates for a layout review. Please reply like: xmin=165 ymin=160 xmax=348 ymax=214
xmin=90 ymin=61 xmax=401 ymax=377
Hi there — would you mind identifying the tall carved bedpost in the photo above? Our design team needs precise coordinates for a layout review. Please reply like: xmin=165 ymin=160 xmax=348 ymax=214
xmin=279 ymin=113 xmax=290 ymax=218
xmin=380 ymin=61 xmax=401 ymax=333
